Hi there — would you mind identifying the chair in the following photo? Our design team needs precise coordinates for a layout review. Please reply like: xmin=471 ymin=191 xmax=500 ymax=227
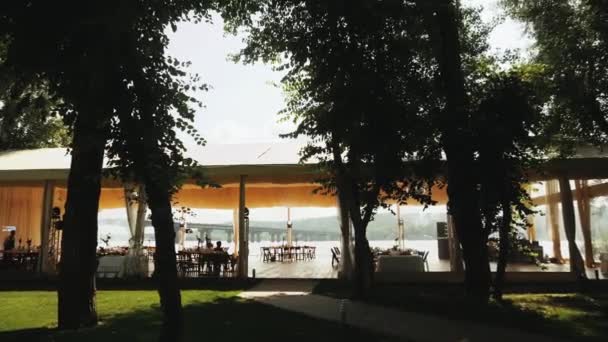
xmin=176 ymin=252 xmax=197 ymax=277
xmin=421 ymin=251 xmax=429 ymax=271
xmin=262 ymin=247 xmax=273 ymax=262
xmin=309 ymin=246 xmax=316 ymax=260
xmin=294 ymin=246 xmax=304 ymax=261
xmin=331 ymin=247 xmax=341 ymax=267
xmin=282 ymin=247 xmax=292 ymax=262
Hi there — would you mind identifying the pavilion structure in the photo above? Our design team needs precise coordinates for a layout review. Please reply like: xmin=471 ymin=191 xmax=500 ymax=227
xmin=1 ymin=143 xmax=607 ymax=279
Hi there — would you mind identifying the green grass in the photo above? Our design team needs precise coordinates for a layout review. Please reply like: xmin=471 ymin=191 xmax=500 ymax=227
xmin=0 ymin=290 xmax=397 ymax=342
xmin=315 ymin=282 xmax=608 ymax=342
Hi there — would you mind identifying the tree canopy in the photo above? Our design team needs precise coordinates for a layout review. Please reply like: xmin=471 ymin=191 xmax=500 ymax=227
xmin=0 ymin=37 xmax=69 ymax=150
xmin=502 ymin=0 xmax=608 ymax=145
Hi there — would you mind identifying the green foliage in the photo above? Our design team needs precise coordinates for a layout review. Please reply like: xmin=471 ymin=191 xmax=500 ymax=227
xmin=472 ymin=68 xmax=546 ymax=234
xmin=1 ymin=1 xmax=219 ymax=190
xmin=235 ymin=1 xmax=442 ymax=230
xmin=502 ymin=0 xmax=608 ymax=146
xmin=0 ymin=290 xmax=396 ymax=341
xmin=0 ymin=37 xmax=69 ymax=150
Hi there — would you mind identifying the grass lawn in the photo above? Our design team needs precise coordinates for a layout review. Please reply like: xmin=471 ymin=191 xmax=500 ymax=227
xmin=315 ymin=282 xmax=608 ymax=342
xmin=0 ymin=290 xmax=397 ymax=342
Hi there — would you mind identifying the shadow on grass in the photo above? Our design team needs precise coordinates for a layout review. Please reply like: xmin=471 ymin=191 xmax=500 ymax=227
xmin=0 ymin=295 xmax=398 ymax=342
xmin=314 ymin=280 xmax=608 ymax=342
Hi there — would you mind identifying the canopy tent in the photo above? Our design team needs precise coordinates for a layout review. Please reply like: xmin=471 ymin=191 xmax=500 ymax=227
xmin=2 ymin=143 xmax=608 ymax=276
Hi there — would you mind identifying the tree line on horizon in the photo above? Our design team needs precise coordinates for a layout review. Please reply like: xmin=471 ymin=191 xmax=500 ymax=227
xmin=1 ymin=0 xmax=607 ymax=340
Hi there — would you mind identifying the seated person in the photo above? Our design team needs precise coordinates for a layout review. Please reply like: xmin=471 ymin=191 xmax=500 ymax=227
xmin=3 ymin=231 xmax=16 ymax=251
xmin=214 ymin=241 xmax=223 ymax=252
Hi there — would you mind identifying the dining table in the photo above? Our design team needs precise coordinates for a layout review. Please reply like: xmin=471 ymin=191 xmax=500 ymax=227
xmin=261 ymin=245 xmax=316 ymax=262
xmin=0 ymin=249 xmax=39 ymax=271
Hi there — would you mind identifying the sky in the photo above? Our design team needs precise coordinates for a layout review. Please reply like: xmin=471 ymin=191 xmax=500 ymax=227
xmin=166 ymin=0 xmax=533 ymax=148
xmin=99 ymin=1 xmax=534 ymax=224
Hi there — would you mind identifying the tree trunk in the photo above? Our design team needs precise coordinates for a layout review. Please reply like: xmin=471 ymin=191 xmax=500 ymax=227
xmin=352 ymin=221 xmax=373 ymax=298
xmin=427 ymin=0 xmax=491 ymax=302
xmin=57 ymin=113 xmax=107 ymax=329
xmin=145 ymin=178 xmax=183 ymax=341
xmin=494 ymin=198 xmax=511 ymax=301
xmin=558 ymin=177 xmax=587 ymax=280
xmin=337 ymin=195 xmax=354 ymax=280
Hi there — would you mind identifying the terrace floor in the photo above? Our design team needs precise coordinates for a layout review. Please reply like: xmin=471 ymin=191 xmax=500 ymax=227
xmin=247 ymin=253 xmax=607 ymax=279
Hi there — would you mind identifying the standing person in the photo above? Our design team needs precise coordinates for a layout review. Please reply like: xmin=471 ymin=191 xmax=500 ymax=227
xmin=3 ymin=230 xmax=16 ymax=251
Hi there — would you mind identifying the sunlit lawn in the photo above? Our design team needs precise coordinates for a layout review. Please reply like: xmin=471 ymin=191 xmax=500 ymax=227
xmin=316 ymin=282 xmax=608 ymax=342
xmin=0 ymin=290 xmax=396 ymax=342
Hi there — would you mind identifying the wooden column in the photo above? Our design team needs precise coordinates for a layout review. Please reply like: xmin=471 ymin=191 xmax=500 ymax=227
xmin=545 ymin=180 xmax=563 ymax=261
xmin=124 ymin=184 xmax=138 ymax=238
xmin=447 ymin=214 xmax=464 ymax=273
xmin=397 ymin=205 xmax=404 ymax=250
xmin=237 ymin=175 xmax=248 ymax=278
xmin=524 ymin=184 xmax=537 ymax=241
xmin=232 ymin=209 xmax=239 ymax=255
xmin=133 ymin=186 xmax=147 ymax=250
xmin=286 ymin=207 xmax=293 ymax=247
xmin=558 ymin=177 xmax=586 ymax=278
xmin=39 ymin=180 xmax=55 ymax=273
xmin=526 ymin=214 xmax=537 ymax=242
xmin=575 ymin=180 xmax=595 ymax=267
xmin=123 ymin=184 xmax=148 ymax=277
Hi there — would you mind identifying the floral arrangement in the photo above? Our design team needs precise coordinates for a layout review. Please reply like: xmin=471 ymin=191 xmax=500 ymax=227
xmin=97 ymin=246 xmax=129 ymax=257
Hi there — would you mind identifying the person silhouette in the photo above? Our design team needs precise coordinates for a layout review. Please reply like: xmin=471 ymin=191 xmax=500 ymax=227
xmin=3 ymin=230 xmax=16 ymax=251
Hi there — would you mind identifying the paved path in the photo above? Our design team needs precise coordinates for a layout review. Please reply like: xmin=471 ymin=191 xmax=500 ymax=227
xmin=241 ymin=280 xmax=568 ymax=342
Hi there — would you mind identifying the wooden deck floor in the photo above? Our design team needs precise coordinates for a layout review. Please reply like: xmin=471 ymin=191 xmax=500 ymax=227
xmin=247 ymin=254 xmax=606 ymax=279
xmin=249 ymin=255 xmax=338 ymax=279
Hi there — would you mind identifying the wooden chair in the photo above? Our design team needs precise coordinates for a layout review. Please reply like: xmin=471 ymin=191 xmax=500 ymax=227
xmin=294 ymin=246 xmax=304 ymax=261
xmin=262 ymin=247 xmax=273 ymax=262
xmin=176 ymin=252 xmax=197 ymax=277
xmin=420 ymin=250 xmax=430 ymax=271
xmin=309 ymin=246 xmax=316 ymax=260
xmin=331 ymin=247 xmax=341 ymax=267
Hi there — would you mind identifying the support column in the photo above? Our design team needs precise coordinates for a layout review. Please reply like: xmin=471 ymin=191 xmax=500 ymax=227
xmin=237 ymin=175 xmax=248 ymax=278
xmin=575 ymin=180 xmax=595 ymax=268
xmin=546 ymin=180 xmax=563 ymax=261
xmin=558 ymin=177 xmax=586 ymax=278
xmin=286 ymin=207 xmax=293 ymax=247
xmin=447 ymin=214 xmax=464 ymax=273
xmin=124 ymin=184 xmax=148 ymax=277
xmin=524 ymin=184 xmax=537 ymax=242
xmin=125 ymin=184 xmax=138 ymax=238
xmin=39 ymin=180 xmax=55 ymax=273
xmin=233 ymin=209 xmax=239 ymax=254
xmin=397 ymin=205 xmax=404 ymax=250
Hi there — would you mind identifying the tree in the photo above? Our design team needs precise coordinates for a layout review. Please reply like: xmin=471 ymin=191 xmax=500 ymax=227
xmin=420 ymin=0 xmax=494 ymax=302
xmin=502 ymin=0 xmax=608 ymax=145
xmin=2 ymin=1 xmax=137 ymax=327
xmin=235 ymin=0 xmax=439 ymax=296
xmin=107 ymin=23 xmax=208 ymax=342
xmin=502 ymin=0 xmax=605 ymax=279
xmin=1 ymin=1 xmax=215 ymax=335
xmin=470 ymin=65 xmax=546 ymax=299
xmin=0 ymin=37 xmax=69 ymax=150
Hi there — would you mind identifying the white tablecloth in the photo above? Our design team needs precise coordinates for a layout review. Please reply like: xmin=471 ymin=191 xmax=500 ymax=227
xmin=97 ymin=255 xmax=126 ymax=278
xmin=376 ymin=255 xmax=425 ymax=273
